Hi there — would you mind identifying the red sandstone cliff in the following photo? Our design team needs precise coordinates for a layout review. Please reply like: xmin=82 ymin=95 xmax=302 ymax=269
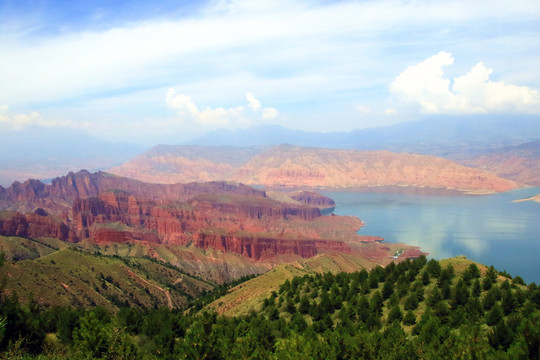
xmin=0 ymin=170 xmax=419 ymax=264
xmin=68 ymin=189 xmax=346 ymax=261
xmin=0 ymin=208 xmax=77 ymax=242
xmin=192 ymin=232 xmax=352 ymax=261
xmin=289 ymin=190 xmax=336 ymax=209
xmin=0 ymin=170 xmax=266 ymax=214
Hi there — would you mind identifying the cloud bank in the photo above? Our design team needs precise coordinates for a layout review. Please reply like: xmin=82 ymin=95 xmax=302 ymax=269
xmin=0 ymin=105 xmax=88 ymax=131
xmin=390 ymin=51 xmax=540 ymax=114
xmin=165 ymin=90 xmax=279 ymax=126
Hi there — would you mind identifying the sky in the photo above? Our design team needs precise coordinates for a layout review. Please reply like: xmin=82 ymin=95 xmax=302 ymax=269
xmin=1 ymin=0 xmax=540 ymax=145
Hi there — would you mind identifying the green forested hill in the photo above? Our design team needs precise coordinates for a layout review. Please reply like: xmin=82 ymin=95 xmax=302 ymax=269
xmin=1 ymin=254 xmax=538 ymax=359
xmin=0 ymin=247 xmax=213 ymax=312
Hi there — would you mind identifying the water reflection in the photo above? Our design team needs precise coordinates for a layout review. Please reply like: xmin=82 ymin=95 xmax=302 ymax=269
xmin=324 ymin=187 xmax=540 ymax=283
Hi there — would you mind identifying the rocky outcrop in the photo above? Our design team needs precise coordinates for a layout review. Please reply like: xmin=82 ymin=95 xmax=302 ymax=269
xmin=61 ymin=183 xmax=383 ymax=261
xmin=188 ymin=194 xmax=321 ymax=221
xmin=0 ymin=210 xmax=76 ymax=242
xmin=71 ymin=190 xmax=324 ymax=248
xmin=0 ymin=170 xmax=267 ymax=214
xmin=192 ymin=232 xmax=351 ymax=261
xmin=92 ymin=228 xmax=160 ymax=244
xmin=289 ymin=191 xmax=336 ymax=209
xmin=0 ymin=169 xmax=416 ymax=264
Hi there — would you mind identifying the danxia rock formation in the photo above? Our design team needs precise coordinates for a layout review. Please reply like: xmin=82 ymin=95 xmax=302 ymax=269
xmin=0 ymin=170 xmax=415 ymax=283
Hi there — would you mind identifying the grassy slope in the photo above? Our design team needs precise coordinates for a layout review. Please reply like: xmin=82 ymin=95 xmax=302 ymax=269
xmin=1 ymin=235 xmax=511 ymax=319
xmin=71 ymin=240 xmax=270 ymax=284
xmin=204 ymin=264 xmax=310 ymax=317
xmin=203 ymin=250 xmax=401 ymax=317
xmin=203 ymin=254 xmax=508 ymax=318
xmin=0 ymin=236 xmax=63 ymax=261
xmin=2 ymin=248 xmax=213 ymax=312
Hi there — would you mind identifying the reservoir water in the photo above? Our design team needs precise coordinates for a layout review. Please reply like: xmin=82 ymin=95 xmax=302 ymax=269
xmin=323 ymin=187 xmax=540 ymax=284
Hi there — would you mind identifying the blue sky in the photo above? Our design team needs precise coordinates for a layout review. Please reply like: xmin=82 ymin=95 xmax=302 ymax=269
xmin=1 ymin=0 xmax=539 ymax=144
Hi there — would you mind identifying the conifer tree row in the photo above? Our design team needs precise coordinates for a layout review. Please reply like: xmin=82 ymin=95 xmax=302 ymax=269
xmin=1 ymin=254 xmax=539 ymax=359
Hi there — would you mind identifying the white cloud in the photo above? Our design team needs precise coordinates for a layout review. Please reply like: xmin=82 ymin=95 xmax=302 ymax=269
xmin=246 ymin=92 xmax=261 ymax=112
xmin=262 ymin=107 xmax=279 ymax=119
xmin=384 ymin=108 xmax=398 ymax=115
xmin=355 ymin=105 xmax=371 ymax=114
xmin=0 ymin=105 xmax=89 ymax=131
xmin=390 ymin=51 xmax=540 ymax=114
xmin=165 ymin=89 xmax=278 ymax=125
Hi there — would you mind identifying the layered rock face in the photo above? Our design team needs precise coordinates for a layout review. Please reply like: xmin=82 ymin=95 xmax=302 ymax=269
xmin=289 ymin=191 xmax=336 ymax=209
xmin=0 ymin=170 xmax=390 ymax=262
xmin=69 ymin=189 xmax=350 ymax=260
xmin=109 ymin=144 xmax=518 ymax=193
xmin=0 ymin=170 xmax=266 ymax=214
xmin=0 ymin=209 xmax=76 ymax=242
xmin=192 ymin=233 xmax=351 ymax=261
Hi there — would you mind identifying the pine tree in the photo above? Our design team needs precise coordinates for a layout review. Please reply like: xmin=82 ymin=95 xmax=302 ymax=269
xmin=298 ymin=295 xmax=310 ymax=315
xmin=403 ymin=310 xmax=416 ymax=325
xmin=370 ymin=291 xmax=384 ymax=315
xmin=483 ymin=266 xmax=498 ymax=291
xmin=421 ymin=270 xmax=430 ymax=285
xmin=501 ymin=289 xmax=516 ymax=316
xmin=427 ymin=286 xmax=442 ymax=306
xmin=486 ymin=304 xmax=504 ymax=326
xmin=426 ymin=259 xmax=442 ymax=278
xmin=382 ymin=281 xmax=394 ymax=300
xmin=472 ymin=279 xmax=482 ymax=298
xmin=404 ymin=293 xmax=419 ymax=310
xmin=388 ymin=305 xmax=403 ymax=324
xmin=482 ymin=287 xmax=497 ymax=312
xmin=452 ymin=279 xmax=470 ymax=309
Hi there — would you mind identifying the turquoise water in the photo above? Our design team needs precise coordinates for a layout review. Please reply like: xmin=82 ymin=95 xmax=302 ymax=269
xmin=323 ymin=188 xmax=540 ymax=284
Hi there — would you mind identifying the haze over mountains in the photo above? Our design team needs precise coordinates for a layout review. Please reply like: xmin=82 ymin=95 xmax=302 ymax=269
xmin=110 ymin=144 xmax=517 ymax=193
xmin=2 ymin=115 xmax=538 ymax=187
xmin=186 ymin=115 xmax=540 ymax=156
xmin=0 ymin=128 xmax=145 ymax=186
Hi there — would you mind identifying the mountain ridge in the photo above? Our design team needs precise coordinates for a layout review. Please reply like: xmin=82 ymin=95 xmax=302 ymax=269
xmin=110 ymin=144 xmax=518 ymax=194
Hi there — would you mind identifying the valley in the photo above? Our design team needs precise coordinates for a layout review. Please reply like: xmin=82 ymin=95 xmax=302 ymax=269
xmin=0 ymin=169 xmax=423 ymax=309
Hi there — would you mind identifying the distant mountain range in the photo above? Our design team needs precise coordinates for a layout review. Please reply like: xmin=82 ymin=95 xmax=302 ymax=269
xmin=458 ymin=140 xmax=540 ymax=186
xmin=185 ymin=115 xmax=540 ymax=157
xmin=2 ymin=115 xmax=539 ymax=187
xmin=110 ymin=144 xmax=518 ymax=193
xmin=180 ymin=115 xmax=539 ymax=186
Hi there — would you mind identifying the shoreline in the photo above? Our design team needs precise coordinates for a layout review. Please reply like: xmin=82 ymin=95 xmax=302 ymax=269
xmin=265 ymin=185 xmax=481 ymax=197
xmin=513 ymin=194 xmax=540 ymax=203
